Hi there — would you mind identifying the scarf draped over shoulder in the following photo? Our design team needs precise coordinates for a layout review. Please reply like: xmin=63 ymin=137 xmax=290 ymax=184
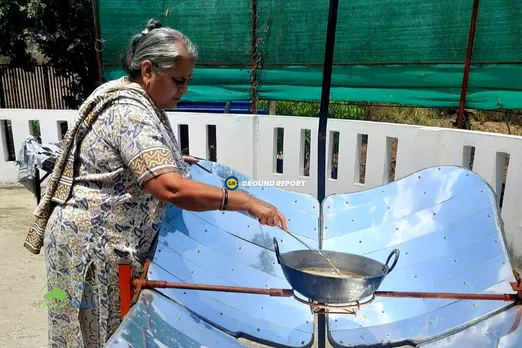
xmin=23 ymin=80 xmax=167 ymax=254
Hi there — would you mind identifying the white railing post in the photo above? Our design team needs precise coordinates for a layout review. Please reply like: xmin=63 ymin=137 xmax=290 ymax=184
xmin=167 ymin=112 xmax=256 ymax=177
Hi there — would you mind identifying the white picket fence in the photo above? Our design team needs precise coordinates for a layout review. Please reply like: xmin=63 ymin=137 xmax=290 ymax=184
xmin=1 ymin=108 xmax=522 ymax=266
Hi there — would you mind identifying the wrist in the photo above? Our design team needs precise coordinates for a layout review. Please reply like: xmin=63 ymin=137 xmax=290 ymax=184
xmin=245 ymin=194 xmax=256 ymax=213
xmin=226 ymin=190 xmax=254 ymax=212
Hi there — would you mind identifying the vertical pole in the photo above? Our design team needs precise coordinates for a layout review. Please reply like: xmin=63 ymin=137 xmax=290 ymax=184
xmin=317 ymin=0 xmax=339 ymax=205
xmin=92 ymin=0 xmax=104 ymax=86
xmin=269 ymin=101 xmax=277 ymax=115
xmin=456 ymin=0 xmax=480 ymax=129
xmin=251 ymin=0 xmax=259 ymax=114
xmin=42 ymin=66 xmax=52 ymax=109
xmin=0 ymin=68 xmax=6 ymax=108
xmin=118 ymin=257 xmax=133 ymax=319
xmin=35 ymin=165 xmax=41 ymax=205
xmin=317 ymin=0 xmax=339 ymax=347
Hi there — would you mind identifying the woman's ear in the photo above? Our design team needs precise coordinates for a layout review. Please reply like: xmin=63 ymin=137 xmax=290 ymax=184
xmin=140 ymin=60 xmax=154 ymax=86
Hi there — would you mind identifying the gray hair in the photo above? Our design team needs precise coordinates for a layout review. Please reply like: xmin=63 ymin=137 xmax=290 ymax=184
xmin=122 ymin=19 xmax=198 ymax=78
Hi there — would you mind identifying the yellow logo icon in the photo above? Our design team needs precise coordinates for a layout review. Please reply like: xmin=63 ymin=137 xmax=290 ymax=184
xmin=225 ymin=176 xmax=239 ymax=190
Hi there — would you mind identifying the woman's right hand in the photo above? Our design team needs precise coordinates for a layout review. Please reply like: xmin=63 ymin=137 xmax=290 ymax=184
xmin=248 ymin=197 xmax=289 ymax=231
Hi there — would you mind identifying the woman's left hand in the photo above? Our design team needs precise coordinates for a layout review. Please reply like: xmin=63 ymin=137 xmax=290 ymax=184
xmin=182 ymin=155 xmax=200 ymax=164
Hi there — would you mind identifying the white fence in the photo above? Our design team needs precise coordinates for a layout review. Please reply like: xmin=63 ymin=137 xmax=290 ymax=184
xmin=1 ymin=108 xmax=522 ymax=266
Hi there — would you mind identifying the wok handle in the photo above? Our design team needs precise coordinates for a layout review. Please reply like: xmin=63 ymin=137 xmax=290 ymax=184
xmin=272 ymin=237 xmax=282 ymax=264
xmin=385 ymin=249 xmax=400 ymax=273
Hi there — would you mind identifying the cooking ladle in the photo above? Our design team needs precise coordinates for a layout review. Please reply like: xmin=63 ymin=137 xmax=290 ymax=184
xmin=255 ymin=221 xmax=342 ymax=276
xmin=275 ymin=225 xmax=343 ymax=276
xmin=244 ymin=208 xmax=343 ymax=275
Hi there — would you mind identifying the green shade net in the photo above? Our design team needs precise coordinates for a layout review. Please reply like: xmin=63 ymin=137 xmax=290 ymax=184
xmin=97 ymin=0 xmax=522 ymax=109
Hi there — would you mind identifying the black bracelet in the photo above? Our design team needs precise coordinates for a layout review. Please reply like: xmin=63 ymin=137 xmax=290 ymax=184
xmin=219 ymin=188 xmax=225 ymax=210
xmin=221 ymin=189 xmax=228 ymax=210
xmin=220 ymin=188 xmax=228 ymax=210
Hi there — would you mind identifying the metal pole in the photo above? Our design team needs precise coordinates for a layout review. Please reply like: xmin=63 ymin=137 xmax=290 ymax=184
xmin=250 ymin=0 xmax=259 ymax=114
xmin=317 ymin=0 xmax=339 ymax=204
xmin=456 ymin=0 xmax=480 ymax=129
xmin=133 ymin=280 xmax=295 ymax=297
xmin=374 ymin=291 xmax=517 ymax=302
xmin=92 ymin=0 xmax=104 ymax=86
xmin=0 ymin=69 xmax=6 ymax=108
xmin=317 ymin=0 xmax=340 ymax=347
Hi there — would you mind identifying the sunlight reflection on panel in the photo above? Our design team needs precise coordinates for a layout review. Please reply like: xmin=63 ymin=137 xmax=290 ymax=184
xmin=107 ymin=162 xmax=518 ymax=348
xmin=323 ymin=166 xmax=517 ymax=347
xmin=149 ymin=160 xmax=318 ymax=347
xmin=105 ymin=289 xmax=245 ymax=347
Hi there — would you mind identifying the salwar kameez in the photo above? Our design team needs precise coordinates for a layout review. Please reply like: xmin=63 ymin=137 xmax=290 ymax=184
xmin=25 ymin=78 xmax=190 ymax=347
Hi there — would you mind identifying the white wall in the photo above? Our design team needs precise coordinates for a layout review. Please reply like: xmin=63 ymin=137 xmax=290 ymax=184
xmin=2 ymin=109 xmax=522 ymax=266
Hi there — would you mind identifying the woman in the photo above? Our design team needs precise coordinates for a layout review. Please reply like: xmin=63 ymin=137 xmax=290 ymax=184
xmin=24 ymin=20 xmax=288 ymax=347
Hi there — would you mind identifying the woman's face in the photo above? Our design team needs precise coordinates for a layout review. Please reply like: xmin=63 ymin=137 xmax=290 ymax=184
xmin=139 ymin=53 xmax=195 ymax=110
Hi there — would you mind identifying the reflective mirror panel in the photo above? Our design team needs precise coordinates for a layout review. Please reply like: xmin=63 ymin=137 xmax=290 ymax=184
xmin=322 ymin=166 xmax=517 ymax=347
xmin=107 ymin=162 xmax=519 ymax=348
xmin=149 ymin=160 xmax=318 ymax=347
xmin=104 ymin=289 xmax=245 ymax=347
xmin=418 ymin=304 xmax=522 ymax=348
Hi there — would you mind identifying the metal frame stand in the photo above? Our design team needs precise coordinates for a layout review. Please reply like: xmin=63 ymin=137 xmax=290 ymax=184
xmin=34 ymin=165 xmax=52 ymax=205
xmin=117 ymin=265 xmax=521 ymax=346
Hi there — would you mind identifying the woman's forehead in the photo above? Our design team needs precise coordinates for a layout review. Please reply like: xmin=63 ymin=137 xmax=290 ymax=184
xmin=170 ymin=59 xmax=194 ymax=77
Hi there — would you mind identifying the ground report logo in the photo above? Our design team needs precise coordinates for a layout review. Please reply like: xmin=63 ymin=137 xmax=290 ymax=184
xmin=225 ymin=176 xmax=239 ymax=190
xmin=224 ymin=175 xmax=306 ymax=189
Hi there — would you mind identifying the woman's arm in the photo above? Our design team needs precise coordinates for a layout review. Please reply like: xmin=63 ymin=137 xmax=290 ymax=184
xmin=143 ymin=171 xmax=288 ymax=230
xmin=143 ymin=171 xmax=253 ymax=212
xmin=102 ymin=103 xmax=286 ymax=227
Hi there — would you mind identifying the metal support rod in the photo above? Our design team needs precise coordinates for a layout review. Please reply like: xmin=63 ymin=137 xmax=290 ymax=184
xmin=250 ymin=0 xmax=259 ymax=114
xmin=133 ymin=280 xmax=295 ymax=297
xmin=92 ymin=0 xmax=104 ymax=86
xmin=131 ymin=279 xmax=521 ymax=302
xmin=103 ymin=60 xmax=522 ymax=67
xmin=317 ymin=0 xmax=340 ymax=346
xmin=34 ymin=165 xmax=41 ymax=205
xmin=374 ymin=291 xmax=517 ymax=302
xmin=456 ymin=0 xmax=480 ymax=129
xmin=317 ymin=0 xmax=339 ymax=204
xmin=0 ymin=71 xmax=6 ymax=108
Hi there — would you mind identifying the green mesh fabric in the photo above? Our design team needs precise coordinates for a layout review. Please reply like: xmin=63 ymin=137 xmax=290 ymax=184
xmin=97 ymin=0 xmax=522 ymax=109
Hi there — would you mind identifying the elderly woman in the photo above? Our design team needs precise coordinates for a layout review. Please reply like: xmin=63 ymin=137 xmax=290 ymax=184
xmin=24 ymin=20 xmax=288 ymax=347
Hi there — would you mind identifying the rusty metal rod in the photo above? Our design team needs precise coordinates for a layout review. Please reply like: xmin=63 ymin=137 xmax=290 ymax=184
xmin=103 ymin=61 xmax=522 ymax=67
xmin=92 ymin=0 xmax=104 ymax=85
xmin=132 ymin=280 xmax=519 ymax=302
xmin=250 ymin=0 xmax=259 ymax=114
xmin=374 ymin=291 xmax=517 ymax=302
xmin=456 ymin=0 xmax=480 ymax=129
xmin=133 ymin=280 xmax=294 ymax=297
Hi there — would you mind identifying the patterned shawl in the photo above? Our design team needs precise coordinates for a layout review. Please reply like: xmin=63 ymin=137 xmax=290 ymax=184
xmin=24 ymin=80 xmax=161 ymax=254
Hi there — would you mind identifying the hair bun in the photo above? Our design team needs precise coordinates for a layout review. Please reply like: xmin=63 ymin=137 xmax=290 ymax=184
xmin=146 ymin=19 xmax=162 ymax=31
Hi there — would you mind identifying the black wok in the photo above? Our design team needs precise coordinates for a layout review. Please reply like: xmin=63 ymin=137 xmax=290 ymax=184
xmin=273 ymin=238 xmax=399 ymax=304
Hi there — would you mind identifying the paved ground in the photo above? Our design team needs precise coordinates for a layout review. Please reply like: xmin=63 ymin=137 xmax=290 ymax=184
xmin=0 ymin=187 xmax=47 ymax=348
